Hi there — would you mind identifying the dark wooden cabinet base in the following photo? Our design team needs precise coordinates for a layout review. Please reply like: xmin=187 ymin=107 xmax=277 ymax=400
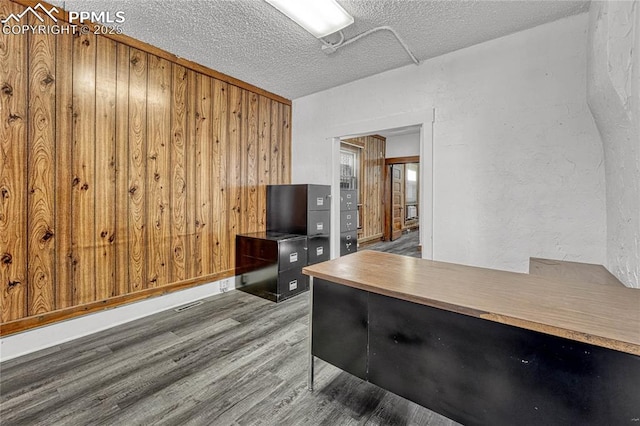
xmin=311 ymin=278 xmax=640 ymax=425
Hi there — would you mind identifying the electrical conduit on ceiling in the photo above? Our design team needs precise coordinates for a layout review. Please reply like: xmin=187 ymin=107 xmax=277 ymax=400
xmin=321 ymin=26 xmax=420 ymax=65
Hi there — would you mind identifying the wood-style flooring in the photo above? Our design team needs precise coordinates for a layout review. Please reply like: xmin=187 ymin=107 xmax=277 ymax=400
xmin=1 ymin=289 xmax=458 ymax=425
xmin=363 ymin=229 xmax=421 ymax=258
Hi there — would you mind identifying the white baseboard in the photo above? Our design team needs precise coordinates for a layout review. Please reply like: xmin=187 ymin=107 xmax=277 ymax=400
xmin=0 ymin=277 xmax=236 ymax=362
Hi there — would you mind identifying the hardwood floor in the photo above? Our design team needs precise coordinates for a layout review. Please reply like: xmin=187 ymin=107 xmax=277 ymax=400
xmin=1 ymin=289 xmax=458 ymax=425
xmin=363 ymin=229 xmax=421 ymax=258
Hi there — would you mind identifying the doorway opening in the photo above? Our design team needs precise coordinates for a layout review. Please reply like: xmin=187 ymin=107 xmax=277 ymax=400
xmin=384 ymin=156 xmax=420 ymax=242
xmin=337 ymin=125 xmax=422 ymax=257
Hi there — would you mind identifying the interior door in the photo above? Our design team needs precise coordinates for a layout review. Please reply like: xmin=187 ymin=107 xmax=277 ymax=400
xmin=391 ymin=164 xmax=404 ymax=241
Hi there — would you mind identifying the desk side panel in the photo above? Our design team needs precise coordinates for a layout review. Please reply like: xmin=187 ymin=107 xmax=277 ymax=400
xmin=368 ymin=292 xmax=640 ymax=426
xmin=312 ymin=279 xmax=368 ymax=380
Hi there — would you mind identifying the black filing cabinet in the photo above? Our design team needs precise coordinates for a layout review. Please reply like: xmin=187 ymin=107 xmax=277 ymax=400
xmin=340 ymin=190 xmax=358 ymax=256
xmin=235 ymin=232 xmax=309 ymax=302
xmin=267 ymin=184 xmax=331 ymax=265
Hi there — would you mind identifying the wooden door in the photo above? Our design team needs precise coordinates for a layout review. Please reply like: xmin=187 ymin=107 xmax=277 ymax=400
xmin=391 ymin=165 xmax=404 ymax=241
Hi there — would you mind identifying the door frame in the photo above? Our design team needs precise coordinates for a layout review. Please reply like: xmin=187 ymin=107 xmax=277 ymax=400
xmin=384 ymin=156 xmax=420 ymax=242
xmin=327 ymin=108 xmax=434 ymax=260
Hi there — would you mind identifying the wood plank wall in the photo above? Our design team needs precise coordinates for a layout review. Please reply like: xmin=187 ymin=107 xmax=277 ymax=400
xmin=0 ymin=0 xmax=291 ymax=334
xmin=343 ymin=136 xmax=386 ymax=243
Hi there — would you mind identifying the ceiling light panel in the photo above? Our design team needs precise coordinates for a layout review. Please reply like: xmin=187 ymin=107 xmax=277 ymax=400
xmin=265 ymin=0 xmax=354 ymax=38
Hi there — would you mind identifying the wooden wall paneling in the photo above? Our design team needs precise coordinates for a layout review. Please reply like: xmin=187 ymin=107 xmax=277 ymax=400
xmin=361 ymin=137 xmax=370 ymax=239
xmin=376 ymin=137 xmax=386 ymax=237
xmin=257 ymin=96 xmax=271 ymax=228
xmin=194 ymin=73 xmax=211 ymax=276
xmin=127 ymin=48 xmax=147 ymax=292
xmin=170 ymin=64 xmax=188 ymax=282
xmin=27 ymin=13 xmax=57 ymax=315
xmin=94 ymin=36 xmax=117 ymax=300
xmin=281 ymin=104 xmax=291 ymax=183
xmin=227 ymin=85 xmax=242 ymax=268
xmin=243 ymin=91 xmax=259 ymax=233
xmin=71 ymin=32 xmax=97 ymax=305
xmin=239 ymin=90 xmax=248 ymax=233
xmin=114 ymin=43 xmax=130 ymax=297
xmin=146 ymin=55 xmax=172 ymax=288
xmin=365 ymin=136 xmax=372 ymax=239
xmin=212 ymin=79 xmax=229 ymax=272
xmin=269 ymin=100 xmax=281 ymax=184
xmin=277 ymin=102 xmax=285 ymax=183
xmin=184 ymin=70 xmax=197 ymax=279
xmin=54 ymin=27 xmax=73 ymax=309
xmin=369 ymin=137 xmax=376 ymax=237
xmin=0 ymin=0 xmax=28 ymax=322
xmin=370 ymin=136 xmax=385 ymax=239
xmin=1 ymin=0 xmax=294 ymax=333
xmin=344 ymin=136 xmax=386 ymax=243
xmin=10 ymin=0 xmax=290 ymax=107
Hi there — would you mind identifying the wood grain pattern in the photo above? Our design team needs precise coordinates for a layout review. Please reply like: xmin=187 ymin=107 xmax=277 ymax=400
xmin=257 ymin=96 xmax=271 ymax=229
xmin=344 ymin=135 xmax=386 ymax=242
xmin=281 ymin=104 xmax=291 ymax=183
xmin=212 ymin=79 xmax=229 ymax=272
xmin=170 ymin=65 xmax=188 ymax=283
xmin=0 ymin=270 xmax=234 ymax=335
xmin=243 ymin=91 xmax=259 ymax=233
xmin=114 ymin=43 xmax=130 ymax=297
xmin=9 ymin=0 xmax=291 ymax=106
xmin=54 ymin=27 xmax=73 ymax=309
xmin=71 ymin=32 xmax=97 ymax=305
xmin=0 ymin=290 xmax=455 ymax=426
xmin=386 ymin=156 xmax=420 ymax=164
xmin=529 ymin=258 xmax=624 ymax=287
xmin=1 ymin=0 xmax=28 ymax=322
xmin=1 ymin=0 xmax=293 ymax=334
xmin=27 ymin=13 xmax=56 ymax=315
xmin=95 ymin=36 xmax=117 ymax=300
xmin=269 ymin=100 xmax=281 ymax=185
xmin=146 ymin=55 xmax=172 ymax=288
xmin=364 ymin=228 xmax=421 ymax=258
xmin=184 ymin=69 xmax=197 ymax=279
xmin=304 ymin=251 xmax=640 ymax=356
xmin=127 ymin=48 xmax=147 ymax=292
xmin=227 ymin=85 xmax=242 ymax=268
xmin=193 ymin=73 xmax=211 ymax=276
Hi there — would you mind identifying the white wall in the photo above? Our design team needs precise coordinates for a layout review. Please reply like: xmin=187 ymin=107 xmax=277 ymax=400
xmin=292 ymin=13 xmax=606 ymax=273
xmin=385 ymin=132 xmax=421 ymax=158
xmin=587 ymin=1 xmax=640 ymax=288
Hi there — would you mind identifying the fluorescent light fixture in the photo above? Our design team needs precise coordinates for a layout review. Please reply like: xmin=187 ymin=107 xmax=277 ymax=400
xmin=265 ymin=0 xmax=354 ymax=39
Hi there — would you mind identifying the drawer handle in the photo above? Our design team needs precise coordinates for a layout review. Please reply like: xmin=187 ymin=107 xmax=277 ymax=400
xmin=316 ymin=223 xmax=324 ymax=231
xmin=316 ymin=197 xmax=324 ymax=206
xmin=316 ymin=246 xmax=323 ymax=256
xmin=289 ymin=280 xmax=298 ymax=291
xmin=289 ymin=252 xmax=298 ymax=263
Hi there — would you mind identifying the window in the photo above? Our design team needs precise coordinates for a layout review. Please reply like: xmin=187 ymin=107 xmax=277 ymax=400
xmin=405 ymin=163 xmax=419 ymax=220
xmin=340 ymin=147 xmax=359 ymax=190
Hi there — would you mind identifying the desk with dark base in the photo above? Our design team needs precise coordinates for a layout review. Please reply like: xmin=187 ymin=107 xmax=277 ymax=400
xmin=304 ymin=251 xmax=640 ymax=426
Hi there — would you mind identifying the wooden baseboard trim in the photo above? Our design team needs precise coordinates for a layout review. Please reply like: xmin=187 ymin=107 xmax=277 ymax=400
xmin=0 ymin=270 xmax=235 ymax=337
xmin=358 ymin=234 xmax=385 ymax=246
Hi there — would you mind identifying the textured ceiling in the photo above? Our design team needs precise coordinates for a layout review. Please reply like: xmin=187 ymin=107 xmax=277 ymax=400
xmin=54 ymin=0 xmax=590 ymax=99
